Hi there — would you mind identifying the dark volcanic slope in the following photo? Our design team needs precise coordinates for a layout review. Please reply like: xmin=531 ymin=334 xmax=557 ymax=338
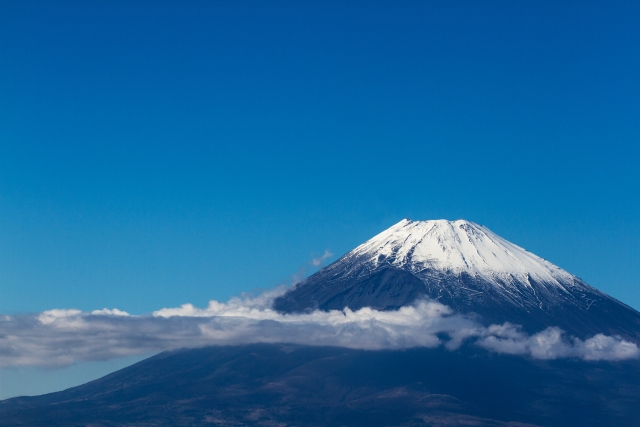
xmin=2 ymin=344 xmax=640 ymax=427
xmin=274 ymin=220 xmax=640 ymax=340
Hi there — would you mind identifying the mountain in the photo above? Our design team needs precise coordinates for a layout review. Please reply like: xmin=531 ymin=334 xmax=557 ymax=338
xmin=274 ymin=219 xmax=640 ymax=339
xmin=2 ymin=219 xmax=640 ymax=426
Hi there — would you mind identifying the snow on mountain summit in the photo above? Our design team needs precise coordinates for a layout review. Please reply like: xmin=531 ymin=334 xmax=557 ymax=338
xmin=352 ymin=219 xmax=574 ymax=289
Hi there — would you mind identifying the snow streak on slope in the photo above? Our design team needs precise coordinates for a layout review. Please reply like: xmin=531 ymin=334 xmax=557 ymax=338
xmin=352 ymin=219 xmax=576 ymax=290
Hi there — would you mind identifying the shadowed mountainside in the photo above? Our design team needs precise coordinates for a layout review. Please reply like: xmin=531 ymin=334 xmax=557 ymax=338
xmin=2 ymin=344 xmax=640 ymax=427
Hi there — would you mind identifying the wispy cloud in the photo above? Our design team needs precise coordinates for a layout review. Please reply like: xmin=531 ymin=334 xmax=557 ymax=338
xmin=289 ymin=250 xmax=334 ymax=285
xmin=0 ymin=289 xmax=637 ymax=368
xmin=310 ymin=250 xmax=333 ymax=267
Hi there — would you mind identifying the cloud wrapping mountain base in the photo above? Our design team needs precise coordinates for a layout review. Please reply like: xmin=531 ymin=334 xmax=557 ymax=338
xmin=0 ymin=290 xmax=637 ymax=368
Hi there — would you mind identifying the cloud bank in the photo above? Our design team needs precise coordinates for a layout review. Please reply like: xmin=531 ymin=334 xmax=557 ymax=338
xmin=1 ymin=290 xmax=637 ymax=368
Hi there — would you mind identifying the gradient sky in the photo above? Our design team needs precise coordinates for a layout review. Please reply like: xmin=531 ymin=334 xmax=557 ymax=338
xmin=1 ymin=0 xmax=639 ymax=397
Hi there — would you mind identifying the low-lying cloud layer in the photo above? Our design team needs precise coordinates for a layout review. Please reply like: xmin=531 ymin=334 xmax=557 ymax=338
xmin=1 ymin=289 xmax=637 ymax=368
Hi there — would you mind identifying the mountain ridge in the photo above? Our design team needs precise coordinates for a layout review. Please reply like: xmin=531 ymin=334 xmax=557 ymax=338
xmin=3 ymin=344 xmax=640 ymax=427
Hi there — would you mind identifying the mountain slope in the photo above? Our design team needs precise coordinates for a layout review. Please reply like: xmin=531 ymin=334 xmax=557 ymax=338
xmin=274 ymin=219 xmax=640 ymax=339
xmin=2 ymin=344 xmax=640 ymax=427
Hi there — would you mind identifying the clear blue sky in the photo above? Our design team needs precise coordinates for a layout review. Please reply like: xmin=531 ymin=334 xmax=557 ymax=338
xmin=1 ymin=0 xmax=639 ymax=321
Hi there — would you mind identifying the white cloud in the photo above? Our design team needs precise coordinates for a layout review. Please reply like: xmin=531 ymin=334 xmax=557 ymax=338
xmin=476 ymin=324 xmax=639 ymax=361
xmin=38 ymin=309 xmax=83 ymax=325
xmin=577 ymin=333 xmax=640 ymax=361
xmin=0 ymin=292 xmax=638 ymax=368
xmin=91 ymin=308 xmax=130 ymax=316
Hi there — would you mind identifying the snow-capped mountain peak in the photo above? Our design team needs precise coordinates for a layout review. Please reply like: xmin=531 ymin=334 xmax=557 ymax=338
xmin=352 ymin=219 xmax=574 ymax=287
xmin=274 ymin=218 xmax=639 ymax=340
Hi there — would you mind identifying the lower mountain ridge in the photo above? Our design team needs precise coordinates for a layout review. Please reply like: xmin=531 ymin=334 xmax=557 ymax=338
xmin=2 ymin=344 xmax=640 ymax=427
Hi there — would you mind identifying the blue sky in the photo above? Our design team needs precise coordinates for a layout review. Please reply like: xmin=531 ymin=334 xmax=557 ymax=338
xmin=0 ymin=0 xmax=639 ymax=397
